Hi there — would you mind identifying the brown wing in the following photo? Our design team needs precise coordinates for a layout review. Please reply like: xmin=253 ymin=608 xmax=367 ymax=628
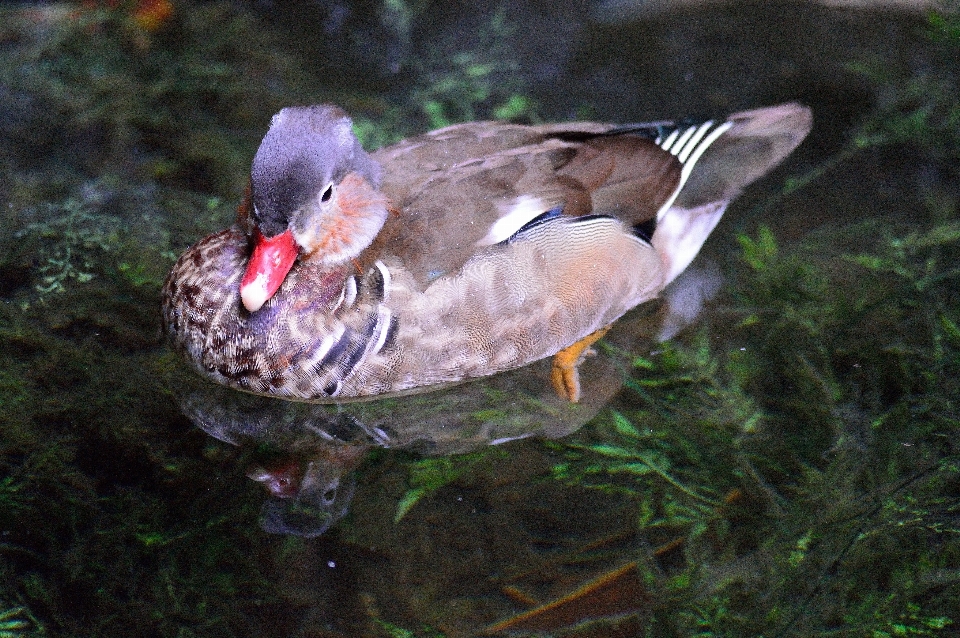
xmin=368 ymin=121 xmax=682 ymax=286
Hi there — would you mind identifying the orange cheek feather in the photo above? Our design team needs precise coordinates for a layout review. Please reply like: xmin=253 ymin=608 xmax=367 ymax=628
xmin=310 ymin=173 xmax=388 ymax=262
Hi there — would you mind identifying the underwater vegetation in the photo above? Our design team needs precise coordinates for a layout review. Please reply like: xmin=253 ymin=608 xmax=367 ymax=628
xmin=0 ymin=0 xmax=957 ymax=636
xmin=374 ymin=6 xmax=960 ymax=635
xmin=532 ymin=8 xmax=960 ymax=635
xmin=546 ymin=215 xmax=960 ymax=635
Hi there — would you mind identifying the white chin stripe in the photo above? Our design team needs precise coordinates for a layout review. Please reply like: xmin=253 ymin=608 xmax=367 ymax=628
xmin=477 ymin=195 xmax=552 ymax=246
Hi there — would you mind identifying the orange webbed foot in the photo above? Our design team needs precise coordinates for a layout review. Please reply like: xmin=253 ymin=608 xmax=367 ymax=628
xmin=550 ymin=325 xmax=612 ymax=403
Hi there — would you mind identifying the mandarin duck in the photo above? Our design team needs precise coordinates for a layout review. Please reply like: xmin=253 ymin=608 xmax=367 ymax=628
xmin=162 ymin=103 xmax=811 ymax=402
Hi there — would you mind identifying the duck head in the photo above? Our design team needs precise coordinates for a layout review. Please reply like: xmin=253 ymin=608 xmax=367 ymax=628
xmin=239 ymin=105 xmax=387 ymax=312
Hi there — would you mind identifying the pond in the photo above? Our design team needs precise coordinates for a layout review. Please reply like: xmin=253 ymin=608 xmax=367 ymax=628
xmin=0 ymin=1 xmax=958 ymax=636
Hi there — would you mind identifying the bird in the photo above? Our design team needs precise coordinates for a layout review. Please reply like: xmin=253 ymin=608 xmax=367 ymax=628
xmin=161 ymin=102 xmax=811 ymax=403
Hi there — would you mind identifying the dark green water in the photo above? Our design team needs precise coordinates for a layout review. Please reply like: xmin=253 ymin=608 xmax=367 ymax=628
xmin=0 ymin=1 xmax=958 ymax=636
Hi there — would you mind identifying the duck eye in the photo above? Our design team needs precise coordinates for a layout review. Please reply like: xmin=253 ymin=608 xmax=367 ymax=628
xmin=320 ymin=185 xmax=333 ymax=203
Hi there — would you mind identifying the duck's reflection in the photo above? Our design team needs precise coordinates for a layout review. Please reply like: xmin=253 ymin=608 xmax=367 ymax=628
xmin=177 ymin=386 xmax=375 ymax=537
xmin=169 ymin=291 xmax=712 ymax=537
xmin=250 ymin=450 xmax=360 ymax=537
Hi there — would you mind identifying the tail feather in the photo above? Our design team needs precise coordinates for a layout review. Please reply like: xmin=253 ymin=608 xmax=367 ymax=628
xmin=655 ymin=102 xmax=812 ymax=284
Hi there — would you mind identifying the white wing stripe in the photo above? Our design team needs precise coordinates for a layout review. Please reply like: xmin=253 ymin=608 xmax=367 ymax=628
xmin=680 ymin=121 xmax=733 ymax=183
xmin=676 ymin=121 xmax=714 ymax=163
xmin=655 ymin=120 xmax=734 ymax=221
xmin=659 ymin=128 xmax=680 ymax=151
xmin=668 ymin=125 xmax=698 ymax=157
xmin=477 ymin=195 xmax=551 ymax=246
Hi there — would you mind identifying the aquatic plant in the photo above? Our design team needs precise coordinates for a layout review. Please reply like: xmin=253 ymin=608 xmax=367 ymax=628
xmin=394 ymin=449 xmax=505 ymax=522
xmin=849 ymin=9 xmax=959 ymax=161
xmin=0 ymin=1 xmax=313 ymax=306
xmin=0 ymin=604 xmax=43 ymax=638
xmin=6 ymin=180 xmax=230 ymax=304
xmin=351 ymin=7 xmax=538 ymax=149
xmin=407 ymin=10 xmax=538 ymax=130
xmin=373 ymin=618 xmax=445 ymax=638
xmin=15 ymin=197 xmax=120 ymax=297
xmin=548 ymin=211 xmax=960 ymax=635
xmin=0 ymin=1 xmax=305 ymax=195
xmin=542 ymin=7 xmax=960 ymax=621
